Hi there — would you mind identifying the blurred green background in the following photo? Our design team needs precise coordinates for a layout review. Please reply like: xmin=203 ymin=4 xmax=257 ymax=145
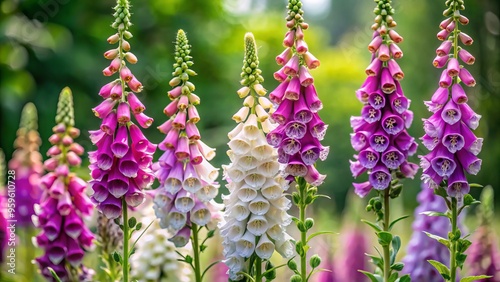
xmin=0 ymin=0 xmax=499 ymax=281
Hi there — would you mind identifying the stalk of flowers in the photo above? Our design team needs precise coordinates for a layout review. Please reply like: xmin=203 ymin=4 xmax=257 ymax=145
xmin=32 ymin=87 xmax=94 ymax=281
xmin=349 ymin=0 xmax=417 ymax=281
xmin=88 ymin=0 xmax=156 ymax=281
xmin=418 ymin=0 xmax=490 ymax=281
xmin=153 ymin=29 xmax=221 ymax=282
xmin=219 ymin=32 xmax=294 ymax=282
xmin=267 ymin=1 xmax=333 ymax=281
xmin=8 ymin=102 xmax=43 ymax=227
xmin=131 ymin=200 xmax=192 ymax=282
xmin=467 ymin=186 xmax=500 ymax=281
xmin=0 ymin=149 xmax=7 ymax=265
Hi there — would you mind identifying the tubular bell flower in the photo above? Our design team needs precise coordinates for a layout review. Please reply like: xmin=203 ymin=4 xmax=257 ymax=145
xmin=267 ymin=0 xmax=328 ymax=184
xmin=153 ymin=29 xmax=221 ymax=244
xmin=220 ymin=33 xmax=294 ymax=281
xmin=89 ymin=0 xmax=155 ymax=219
xmin=8 ymin=103 xmax=43 ymax=226
xmin=33 ymin=87 xmax=94 ymax=281
xmin=350 ymin=0 xmax=418 ymax=196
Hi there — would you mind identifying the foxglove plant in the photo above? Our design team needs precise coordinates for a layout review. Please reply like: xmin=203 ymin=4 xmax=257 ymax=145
xmin=153 ymin=29 xmax=221 ymax=282
xmin=349 ymin=0 xmax=418 ymax=281
xmin=88 ymin=0 xmax=156 ymax=281
xmin=419 ymin=0 xmax=489 ymax=281
xmin=219 ymin=32 xmax=294 ymax=282
xmin=267 ymin=1 xmax=332 ymax=281
xmin=467 ymin=186 xmax=500 ymax=280
xmin=33 ymin=87 xmax=94 ymax=281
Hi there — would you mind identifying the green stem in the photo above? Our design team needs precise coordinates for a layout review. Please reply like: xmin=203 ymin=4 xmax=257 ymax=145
xmin=299 ymin=179 xmax=307 ymax=282
xmin=382 ymin=188 xmax=391 ymax=282
xmin=450 ymin=197 xmax=458 ymax=282
xmin=191 ymin=223 xmax=202 ymax=282
xmin=255 ymin=257 xmax=263 ymax=282
xmin=122 ymin=199 xmax=129 ymax=282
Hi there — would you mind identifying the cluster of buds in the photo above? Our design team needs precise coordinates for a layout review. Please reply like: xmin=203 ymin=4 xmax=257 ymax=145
xmin=266 ymin=0 xmax=329 ymax=185
xmin=8 ymin=103 xmax=43 ymax=226
xmin=220 ymin=33 xmax=294 ymax=281
xmin=153 ymin=29 xmax=221 ymax=246
xmin=350 ymin=0 xmax=418 ymax=197
xmin=89 ymin=0 xmax=156 ymax=218
xmin=33 ymin=88 xmax=94 ymax=281
xmin=420 ymin=0 xmax=482 ymax=199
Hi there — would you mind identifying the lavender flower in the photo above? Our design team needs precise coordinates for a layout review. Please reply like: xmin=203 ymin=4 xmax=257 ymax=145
xmin=89 ymin=0 xmax=156 ymax=219
xmin=153 ymin=29 xmax=221 ymax=245
xmin=219 ymin=33 xmax=294 ymax=281
xmin=8 ymin=103 xmax=43 ymax=226
xmin=350 ymin=2 xmax=418 ymax=195
xmin=33 ymin=87 xmax=94 ymax=281
xmin=420 ymin=1 xmax=482 ymax=199
xmin=267 ymin=0 xmax=328 ymax=184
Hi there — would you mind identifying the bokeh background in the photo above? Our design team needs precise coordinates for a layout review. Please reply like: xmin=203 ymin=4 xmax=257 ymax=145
xmin=0 ymin=0 xmax=499 ymax=281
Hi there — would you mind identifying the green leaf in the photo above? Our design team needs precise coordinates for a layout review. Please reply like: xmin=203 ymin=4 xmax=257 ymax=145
xmin=362 ymin=219 xmax=382 ymax=232
xmin=457 ymin=239 xmax=472 ymax=253
xmin=391 ymin=236 xmax=401 ymax=264
xmin=359 ymin=270 xmax=383 ymax=282
xmin=420 ymin=211 xmax=450 ymax=218
xmin=128 ymin=217 xmax=137 ymax=228
xmin=396 ymin=274 xmax=411 ymax=282
xmin=377 ymin=231 xmax=393 ymax=247
xmin=460 ymin=275 xmax=493 ymax=282
xmin=366 ymin=254 xmax=384 ymax=270
xmin=455 ymin=253 xmax=467 ymax=268
xmin=469 ymin=183 xmax=484 ymax=188
xmin=390 ymin=262 xmax=404 ymax=271
xmin=389 ymin=215 xmax=410 ymax=230
xmin=427 ymin=260 xmax=451 ymax=280
xmin=47 ymin=267 xmax=63 ymax=282
xmin=306 ymin=231 xmax=336 ymax=244
xmin=388 ymin=272 xmax=399 ymax=282
xmin=423 ymin=232 xmax=450 ymax=248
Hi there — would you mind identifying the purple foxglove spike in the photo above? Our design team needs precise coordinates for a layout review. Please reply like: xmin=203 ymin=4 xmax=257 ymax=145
xmin=389 ymin=43 xmax=403 ymax=59
xmin=456 ymin=149 xmax=482 ymax=175
xmin=305 ymin=84 xmax=323 ymax=112
xmin=284 ymin=76 xmax=301 ymax=101
xmin=118 ymin=149 xmax=139 ymax=178
xmin=458 ymin=32 xmax=473 ymax=45
xmin=124 ymin=181 xmax=144 ymax=207
xmin=447 ymin=163 xmax=470 ymax=198
xmin=99 ymin=196 xmax=122 ymax=219
xmin=168 ymin=86 xmax=182 ymax=99
xmin=174 ymin=189 xmax=195 ymax=213
xmin=441 ymin=99 xmax=462 ymax=125
xmin=57 ymin=191 xmax=72 ymax=216
xmin=350 ymin=160 xmax=367 ymax=178
xmin=380 ymin=67 xmax=396 ymax=94
xmin=111 ymin=125 xmax=129 ymax=158
xmin=423 ymin=109 xmax=446 ymax=138
xmin=433 ymin=54 xmax=450 ymax=68
xmin=448 ymin=56 xmax=461 ymax=77
xmin=303 ymin=51 xmax=320 ymax=69
xmin=381 ymin=146 xmax=405 ymax=169
xmin=369 ymin=129 xmax=390 ymax=152
xmin=64 ymin=209 xmax=83 ymax=239
xmin=460 ymin=122 xmax=483 ymax=155
xmin=458 ymin=68 xmax=476 ymax=87
xmin=50 ymin=178 xmax=66 ymax=199
xmin=284 ymin=154 xmax=308 ymax=177
xmin=451 ymin=83 xmax=468 ymax=104
xmin=394 ymin=130 xmax=415 ymax=152
xmin=134 ymin=112 xmax=153 ymax=128
xmin=188 ymin=104 xmax=200 ymax=123
xmin=458 ymin=48 xmax=475 ymax=65
xmin=368 ymin=35 xmax=383 ymax=53
xmin=378 ymin=43 xmax=390 ymax=61
xmin=267 ymin=127 xmax=285 ymax=147
xmin=350 ymin=131 xmax=370 ymax=151
xmin=381 ymin=111 xmax=404 ymax=135
xmin=309 ymin=113 xmax=328 ymax=140
xmin=108 ymin=168 xmax=130 ymax=198
xmin=276 ymin=47 xmax=292 ymax=65
xmin=358 ymin=147 xmax=380 ymax=169
xmin=304 ymin=165 xmax=326 ymax=187
xmin=189 ymin=143 xmax=203 ymax=165
xmin=164 ymin=99 xmax=179 ymax=116
xmin=459 ymin=103 xmax=481 ymax=130
xmin=285 ymin=121 xmax=307 ymax=139
xmin=353 ymin=181 xmax=373 ymax=198
xmin=91 ymin=180 xmax=109 ymax=203
xmin=178 ymin=94 xmax=189 ymax=110
xmin=277 ymin=147 xmax=290 ymax=164
xmin=400 ymin=161 xmax=419 ymax=179
xmin=436 ymin=40 xmax=452 ymax=56
xmin=161 ymin=128 xmax=180 ymax=150
xmin=165 ymin=161 xmax=184 ymax=194
xmin=300 ymin=143 xmax=322 ymax=166
xmin=271 ymin=99 xmax=293 ymax=125
xmin=388 ymin=59 xmax=404 ymax=80
xmin=157 ymin=119 xmax=173 ymax=134
xmin=389 ymin=93 xmax=409 ymax=114
xmin=99 ymin=81 xmax=117 ymax=99
xmin=369 ymin=164 xmax=391 ymax=190
xmin=368 ymin=91 xmax=386 ymax=110
xmin=437 ymin=29 xmax=450 ymax=41
xmin=431 ymin=87 xmax=449 ymax=106
xmin=283 ymin=55 xmax=300 ymax=76
xmin=280 ymin=138 xmax=302 ymax=155
xmin=117 ymin=102 xmax=131 ymax=124
xmin=361 ymin=105 xmax=382 ymax=123
xmin=183 ymin=162 xmax=202 ymax=193
xmin=299 ymin=65 xmax=314 ymax=86
xmin=430 ymin=144 xmax=457 ymax=177
xmin=92 ymin=99 xmax=116 ymax=119
xmin=175 ymin=136 xmax=190 ymax=161
xmin=296 ymin=38 xmax=308 ymax=54
xmin=283 ymin=30 xmax=295 ymax=48
xmin=269 ymin=80 xmax=290 ymax=104
xmin=47 ymin=235 xmax=68 ymax=265
xmin=439 ymin=69 xmax=452 ymax=88
xmin=127 ymin=92 xmax=145 ymax=114
xmin=274 ymin=66 xmax=288 ymax=82
xmin=110 ymin=83 xmax=123 ymax=100
xmin=66 ymin=238 xmax=85 ymax=267
xmin=43 ymin=212 xmax=62 ymax=241
xmin=442 ymin=122 xmax=465 ymax=153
